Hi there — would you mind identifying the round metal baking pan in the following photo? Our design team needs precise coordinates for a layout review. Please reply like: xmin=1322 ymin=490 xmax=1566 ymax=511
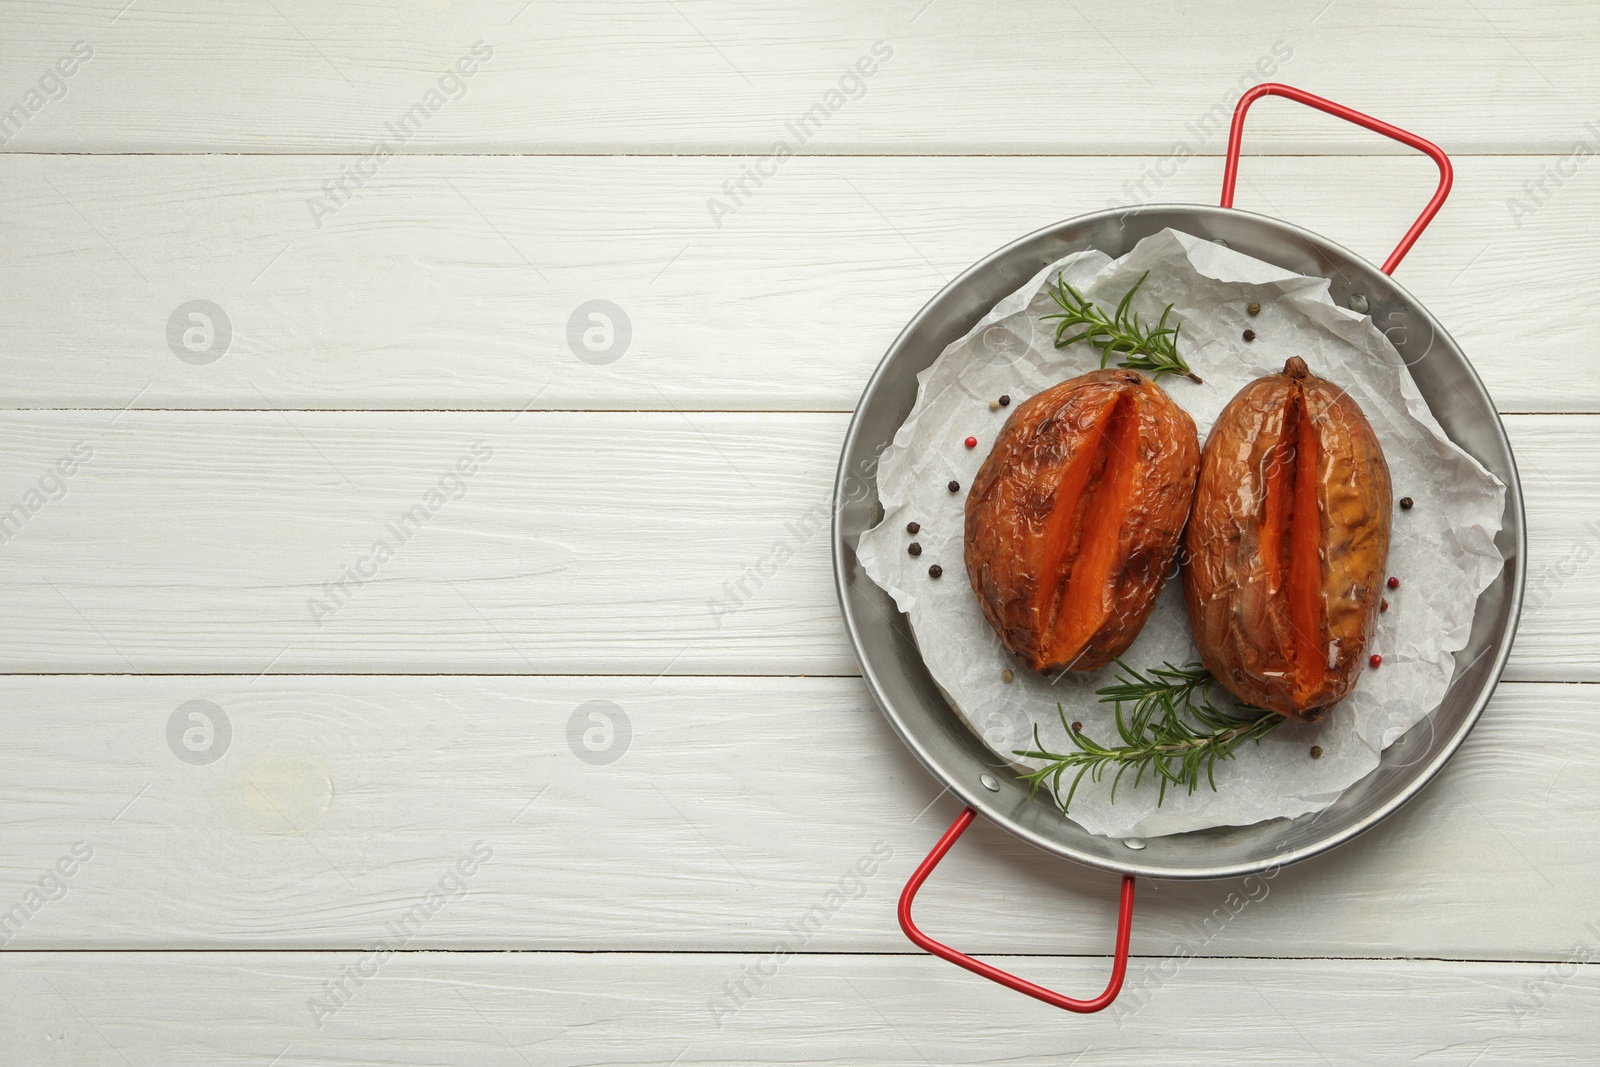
xmin=832 ymin=202 xmax=1526 ymax=881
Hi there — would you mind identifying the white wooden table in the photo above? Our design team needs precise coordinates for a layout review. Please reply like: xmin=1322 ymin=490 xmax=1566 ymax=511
xmin=1 ymin=2 xmax=1596 ymax=1063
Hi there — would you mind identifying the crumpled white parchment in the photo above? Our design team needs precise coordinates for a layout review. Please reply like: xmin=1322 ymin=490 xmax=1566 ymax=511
xmin=856 ymin=228 xmax=1505 ymax=839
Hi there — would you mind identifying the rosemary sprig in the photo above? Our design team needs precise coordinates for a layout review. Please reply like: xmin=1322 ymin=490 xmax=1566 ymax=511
xmin=1013 ymin=661 xmax=1281 ymax=813
xmin=1041 ymin=271 xmax=1203 ymax=384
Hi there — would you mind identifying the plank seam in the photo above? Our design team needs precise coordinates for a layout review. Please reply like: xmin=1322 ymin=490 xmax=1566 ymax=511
xmin=0 ymin=151 xmax=1580 ymax=159
xmin=0 ymin=949 xmax=1594 ymax=966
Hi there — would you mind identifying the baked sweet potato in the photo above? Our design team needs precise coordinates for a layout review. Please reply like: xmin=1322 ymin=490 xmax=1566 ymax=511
xmin=965 ymin=369 xmax=1199 ymax=673
xmin=1184 ymin=356 xmax=1392 ymax=720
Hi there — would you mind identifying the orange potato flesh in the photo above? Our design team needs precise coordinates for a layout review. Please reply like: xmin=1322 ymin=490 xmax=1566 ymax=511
xmin=1286 ymin=394 xmax=1324 ymax=707
xmin=1257 ymin=400 xmax=1294 ymax=596
xmin=1032 ymin=394 xmax=1116 ymax=658
xmin=1049 ymin=396 xmax=1142 ymax=664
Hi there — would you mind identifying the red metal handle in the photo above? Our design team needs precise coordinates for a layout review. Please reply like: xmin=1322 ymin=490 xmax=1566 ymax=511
xmin=898 ymin=807 xmax=1136 ymax=1013
xmin=1220 ymin=82 xmax=1453 ymax=275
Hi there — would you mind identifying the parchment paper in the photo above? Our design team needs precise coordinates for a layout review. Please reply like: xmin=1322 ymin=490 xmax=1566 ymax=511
xmin=856 ymin=228 xmax=1505 ymax=839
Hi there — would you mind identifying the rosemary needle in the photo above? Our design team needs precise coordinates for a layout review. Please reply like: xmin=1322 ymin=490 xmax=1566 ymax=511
xmin=1013 ymin=661 xmax=1281 ymax=813
xmin=1041 ymin=271 xmax=1203 ymax=384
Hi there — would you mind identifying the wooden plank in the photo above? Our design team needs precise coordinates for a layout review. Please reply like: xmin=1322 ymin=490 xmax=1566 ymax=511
xmin=0 ymin=1 xmax=1593 ymax=154
xmin=0 ymin=410 xmax=848 ymax=674
xmin=0 ymin=153 xmax=1593 ymax=413
xmin=0 ymin=675 xmax=1591 ymax=961
xmin=0 ymin=411 xmax=1585 ymax=679
xmin=2 ymin=952 xmax=1595 ymax=1065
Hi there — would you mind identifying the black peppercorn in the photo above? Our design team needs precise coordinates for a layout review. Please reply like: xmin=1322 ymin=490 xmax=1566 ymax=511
xmin=948 ymin=480 xmax=960 ymax=493
xmin=908 ymin=542 xmax=922 ymax=557
xmin=928 ymin=564 xmax=943 ymax=579
xmin=999 ymin=395 xmax=1011 ymax=407
xmin=906 ymin=521 xmax=920 ymax=534
xmin=1310 ymin=745 xmax=1323 ymax=759
xmin=1243 ymin=329 xmax=1256 ymax=342
xmin=1400 ymin=497 xmax=1413 ymax=510
xmin=1071 ymin=721 xmax=1083 ymax=733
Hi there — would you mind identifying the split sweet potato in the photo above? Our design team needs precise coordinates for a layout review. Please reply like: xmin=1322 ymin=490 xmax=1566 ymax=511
xmin=1183 ymin=357 xmax=1392 ymax=720
xmin=964 ymin=369 xmax=1199 ymax=674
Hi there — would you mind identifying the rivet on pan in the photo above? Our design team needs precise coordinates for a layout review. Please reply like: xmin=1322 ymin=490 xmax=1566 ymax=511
xmin=979 ymin=774 xmax=1000 ymax=792
xmin=1349 ymin=293 xmax=1370 ymax=314
xmin=1123 ymin=838 xmax=1146 ymax=850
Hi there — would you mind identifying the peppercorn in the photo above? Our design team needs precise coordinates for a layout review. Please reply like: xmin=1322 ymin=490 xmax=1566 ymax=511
xmin=948 ymin=480 xmax=960 ymax=493
xmin=1247 ymin=301 xmax=1261 ymax=316
xmin=1071 ymin=722 xmax=1083 ymax=733
xmin=1000 ymin=668 xmax=1014 ymax=683
xmin=1387 ymin=576 xmax=1400 ymax=590
xmin=964 ymin=436 xmax=977 ymax=449
xmin=1309 ymin=745 xmax=1322 ymax=759
xmin=908 ymin=542 xmax=922 ymax=557
xmin=1400 ymin=497 xmax=1413 ymax=510
xmin=999 ymin=395 xmax=1011 ymax=406
xmin=1243 ymin=329 xmax=1256 ymax=342
xmin=989 ymin=400 xmax=1000 ymax=412
xmin=906 ymin=521 xmax=920 ymax=534
xmin=928 ymin=564 xmax=943 ymax=579
xmin=1369 ymin=654 xmax=1383 ymax=668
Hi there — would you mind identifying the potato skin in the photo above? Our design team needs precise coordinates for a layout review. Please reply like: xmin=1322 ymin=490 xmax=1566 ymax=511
xmin=1183 ymin=357 xmax=1392 ymax=720
xmin=964 ymin=369 xmax=1199 ymax=673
